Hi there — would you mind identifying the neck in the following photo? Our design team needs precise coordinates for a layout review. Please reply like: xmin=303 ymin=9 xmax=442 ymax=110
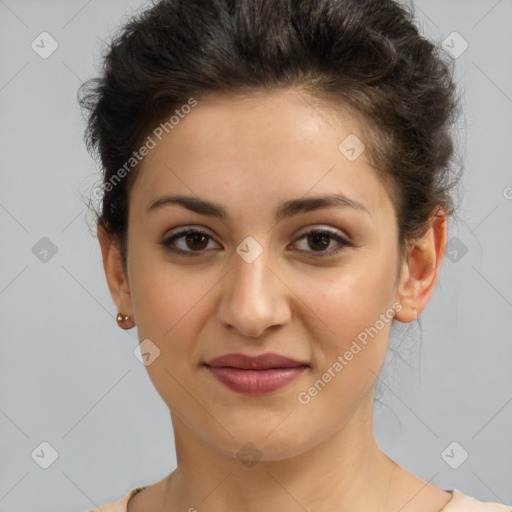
xmin=162 ymin=392 xmax=399 ymax=512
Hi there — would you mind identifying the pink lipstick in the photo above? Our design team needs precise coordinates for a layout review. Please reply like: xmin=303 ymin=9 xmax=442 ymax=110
xmin=204 ymin=352 xmax=308 ymax=395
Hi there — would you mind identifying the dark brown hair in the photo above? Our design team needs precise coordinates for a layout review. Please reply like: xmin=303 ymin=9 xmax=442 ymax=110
xmin=78 ymin=0 xmax=463 ymax=277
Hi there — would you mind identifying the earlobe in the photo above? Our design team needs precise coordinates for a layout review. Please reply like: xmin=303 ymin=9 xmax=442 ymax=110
xmin=97 ymin=222 xmax=133 ymax=317
xmin=394 ymin=212 xmax=447 ymax=323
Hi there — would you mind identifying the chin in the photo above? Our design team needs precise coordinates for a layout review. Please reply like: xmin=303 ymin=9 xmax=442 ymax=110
xmin=208 ymin=424 xmax=316 ymax=464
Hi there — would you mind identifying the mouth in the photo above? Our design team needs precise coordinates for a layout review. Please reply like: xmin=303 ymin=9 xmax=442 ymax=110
xmin=203 ymin=352 xmax=309 ymax=395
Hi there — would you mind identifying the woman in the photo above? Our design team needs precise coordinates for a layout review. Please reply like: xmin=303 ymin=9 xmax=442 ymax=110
xmin=79 ymin=0 xmax=510 ymax=510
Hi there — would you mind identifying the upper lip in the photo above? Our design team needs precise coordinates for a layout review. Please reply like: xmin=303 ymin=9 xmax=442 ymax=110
xmin=204 ymin=352 xmax=308 ymax=370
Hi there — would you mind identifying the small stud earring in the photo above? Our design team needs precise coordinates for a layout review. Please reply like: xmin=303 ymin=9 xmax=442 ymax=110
xmin=116 ymin=312 xmax=135 ymax=329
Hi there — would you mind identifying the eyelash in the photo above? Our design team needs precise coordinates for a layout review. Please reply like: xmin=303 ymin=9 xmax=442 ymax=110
xmin=159 ymin=227 xmax=352 ymax=258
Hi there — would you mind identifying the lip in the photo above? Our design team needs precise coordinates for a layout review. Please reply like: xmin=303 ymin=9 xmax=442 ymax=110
xmin=204 ymin=352 xmax=309 ymax=395
xmin=205 ymin=352 xmax=308 ymax=370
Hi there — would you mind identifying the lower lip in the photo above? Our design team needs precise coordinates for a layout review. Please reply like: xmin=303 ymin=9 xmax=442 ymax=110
xmin=205 ymin=365 xmax=307 ymax=395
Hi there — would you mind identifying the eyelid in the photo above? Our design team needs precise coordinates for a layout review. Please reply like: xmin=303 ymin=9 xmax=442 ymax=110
xmin=162 ymin=225 xmax=220 ymax=244
xmin=160 ymin=224 xmax=352 ymax=257
xmin=290 ymin=226 xmax=352 ymax=256
xmin=294 ymin=224 xmax=347 ymax=239
xmin=163 ymin=224 xmax=349 ymax=241
xmin=162 ymin=224 xmax=214 ymax=237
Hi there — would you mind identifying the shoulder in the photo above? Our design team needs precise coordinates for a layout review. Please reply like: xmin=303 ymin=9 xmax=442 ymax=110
xmin=86 ymin=487 xmax=147 ymax=512
xmin=442 ymin=489 xmax=512 ymax=511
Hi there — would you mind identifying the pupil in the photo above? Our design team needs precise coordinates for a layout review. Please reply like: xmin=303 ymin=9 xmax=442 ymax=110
xmin=187 ymin=233 xmax=208 ymax=250
xmin=308 ymin=233 xmax=329 ymax=251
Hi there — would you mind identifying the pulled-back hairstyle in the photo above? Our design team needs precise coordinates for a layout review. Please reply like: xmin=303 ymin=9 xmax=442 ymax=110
xmin=78 ymin=0 xmax=463 ymax=277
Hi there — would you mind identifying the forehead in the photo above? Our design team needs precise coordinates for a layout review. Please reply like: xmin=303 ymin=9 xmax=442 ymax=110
xmin=130 ymin=89 xmax=394 ymax=221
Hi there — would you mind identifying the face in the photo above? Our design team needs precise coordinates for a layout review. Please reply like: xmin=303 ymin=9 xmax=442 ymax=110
xmin=114 ymin=89 xmax=409 ymax=460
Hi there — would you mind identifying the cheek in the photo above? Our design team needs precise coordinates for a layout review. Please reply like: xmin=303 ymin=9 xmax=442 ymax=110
xmin=129 ymin=244 xmax=206 ymax=338
xmin=128 ymin=260 xmax=209 ymax=410
xmin=291 ymin=247 xmax=398 ymax=407
xmin=294 ymin=271 xmax=394 ymax=425
xmin=296 ymin=252 xmax=397 ymax=345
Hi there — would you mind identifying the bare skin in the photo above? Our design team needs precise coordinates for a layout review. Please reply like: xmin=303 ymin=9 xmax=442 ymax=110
xmin=99 ymin=88 xmax=452 ymax=512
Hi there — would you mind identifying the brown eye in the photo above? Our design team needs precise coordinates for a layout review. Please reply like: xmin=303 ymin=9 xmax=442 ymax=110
xmin=183 ymin=232 xmax=209 ymax=251
xmin=160 ymin=226 xmax=351 ymax=258
xmin=292 ymin=228 xmax=351 ymax=257
xmin=161 ymin=228 xmax=219 ymax=256
xmin=306 ymin=232 xmax=331 ymax=251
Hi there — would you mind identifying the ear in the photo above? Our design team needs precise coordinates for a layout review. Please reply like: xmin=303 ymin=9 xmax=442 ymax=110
xmin=394 ymin=210 xmax=448 ymax=323
xmin=97 ymin=222 xmax=134 ymax=318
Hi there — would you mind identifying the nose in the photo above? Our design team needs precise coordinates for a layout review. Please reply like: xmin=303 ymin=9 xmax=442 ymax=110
xmin=217 ymin=244 xmax=291 ymax=339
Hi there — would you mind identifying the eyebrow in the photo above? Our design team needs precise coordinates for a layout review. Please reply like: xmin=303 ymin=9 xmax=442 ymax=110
xmin=146 ymin=193 xmax=369 ymax=221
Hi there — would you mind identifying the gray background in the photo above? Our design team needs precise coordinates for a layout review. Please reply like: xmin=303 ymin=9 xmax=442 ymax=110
xmin=0 ymin=0 xmax=511 ymax=511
